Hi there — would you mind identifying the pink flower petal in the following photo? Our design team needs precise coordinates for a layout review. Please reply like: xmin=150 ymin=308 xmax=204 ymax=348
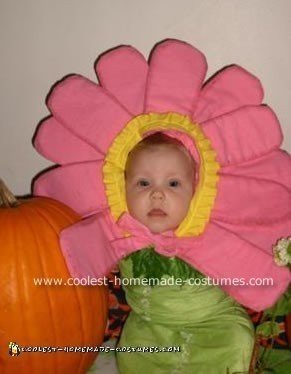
xmin=203 ymin=106 xmax=282 ymax=165
xmin=95 ymin=46 xmax=148 ymax=115
xmin=214 ymin=217 xmax=291 ymax=259
xmin=60 ymin=213 xmax=122 ymax=279
xmin=47 ymin=75 xmax=132 ymax=155
xmin=180 ymin=222 xmax=290 ymax=311
xmin=193 ymin=65 xmax=264 ymax=123
xmin=222 ymin=149 xmax=291 ymax=190
xmin=145 ymin=39 xmax=207 ymax=114
xmin=34 ymin=117 xmax=102 ymax=164
xmin=33 ymin=162 xmax=107 ymax=216
xmin=60 ymin=211 xmax=140 ymax=279
xmin=212 ymin=174 xmax=291 ymax=224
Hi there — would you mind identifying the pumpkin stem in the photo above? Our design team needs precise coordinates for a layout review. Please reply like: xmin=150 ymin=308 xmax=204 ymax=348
xmin=0 ymin=179 xmax=20 ymax=208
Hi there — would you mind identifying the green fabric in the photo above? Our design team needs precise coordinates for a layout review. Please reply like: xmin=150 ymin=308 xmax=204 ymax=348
xmin=116 ymin=249 xmax=255 ymax=374
xmin=130 ymin=246 xmax=205 ymax=281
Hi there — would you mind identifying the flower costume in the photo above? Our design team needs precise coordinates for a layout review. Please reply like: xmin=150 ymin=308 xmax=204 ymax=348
xmin=33 ymin=40 xmax=291 ymax=373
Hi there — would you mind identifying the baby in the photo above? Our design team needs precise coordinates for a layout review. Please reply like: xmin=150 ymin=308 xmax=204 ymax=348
xmin=116 ymin=132 xmax=254 ymax=374
xmin=125 ymin=132 xmax=195 ymax=235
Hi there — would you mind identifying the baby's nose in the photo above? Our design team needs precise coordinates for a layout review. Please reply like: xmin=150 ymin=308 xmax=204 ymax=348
xmin=150 ymin=189 xmax=164 ymax=200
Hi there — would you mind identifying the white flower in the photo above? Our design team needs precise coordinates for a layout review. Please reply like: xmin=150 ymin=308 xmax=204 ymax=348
xmin=273 ymin=237 xmax=291 ymax=266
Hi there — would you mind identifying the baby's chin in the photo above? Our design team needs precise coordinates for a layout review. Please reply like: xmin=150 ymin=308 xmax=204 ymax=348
xmin=146 ymin=221 xmax=178 ymax=234
xmin=129 ymin=212 xmax=179 ymax=233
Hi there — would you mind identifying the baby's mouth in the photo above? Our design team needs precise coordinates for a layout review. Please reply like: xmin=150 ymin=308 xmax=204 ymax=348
xmin=148 ymin=209 xmax=167 ymax=217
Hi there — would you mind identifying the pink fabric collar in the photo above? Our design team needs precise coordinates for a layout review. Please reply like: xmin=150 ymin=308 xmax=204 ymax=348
xmin=117 ymin=212 xmax=192 ymax=257
xmin=60 ymin=209 xmax=290 ymax=311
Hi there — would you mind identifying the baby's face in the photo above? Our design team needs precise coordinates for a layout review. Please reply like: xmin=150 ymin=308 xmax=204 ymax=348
xmin=125 ymin=145 xmax=195 ymax=234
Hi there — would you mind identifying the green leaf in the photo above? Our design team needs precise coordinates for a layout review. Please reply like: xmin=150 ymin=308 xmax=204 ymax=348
xmin=256 ymin=321 xmax=281 ymax=338
xmin=263 ymin=288 xmax=291 ymax=318
xmin=259 ymin=347 xmax=291 ymax=374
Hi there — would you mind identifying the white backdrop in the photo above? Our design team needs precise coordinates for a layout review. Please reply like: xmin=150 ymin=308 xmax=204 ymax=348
xmin=1 ymin=0 xmax=290 ymax=195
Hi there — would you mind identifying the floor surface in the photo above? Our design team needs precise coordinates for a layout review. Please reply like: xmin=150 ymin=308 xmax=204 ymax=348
xmin=87 ymin=339 xmax=119 ymax=373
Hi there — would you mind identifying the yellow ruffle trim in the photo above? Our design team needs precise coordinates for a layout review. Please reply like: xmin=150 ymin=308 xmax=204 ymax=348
xmin=103 ymin=112 xmax=220 ymax=237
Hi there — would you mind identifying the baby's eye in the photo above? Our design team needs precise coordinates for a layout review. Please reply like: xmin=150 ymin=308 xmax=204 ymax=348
xmin=168 ymin=180 xmax=180 ymax=187
xmin=137 ymin=179 xmax=150 ymax=187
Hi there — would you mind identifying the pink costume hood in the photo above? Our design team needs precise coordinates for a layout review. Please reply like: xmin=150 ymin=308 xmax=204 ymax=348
xmin=33 ymin=39 xmax=291 ymax=311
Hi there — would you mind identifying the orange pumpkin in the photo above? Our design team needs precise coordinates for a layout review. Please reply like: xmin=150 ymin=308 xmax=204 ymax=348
xmin=0 ymin=179 xmax=108 ymax=373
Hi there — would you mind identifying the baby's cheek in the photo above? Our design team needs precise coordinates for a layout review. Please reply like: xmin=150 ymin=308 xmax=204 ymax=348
xmin=178 ymin=196 xmax=192 ymax=215
xmin=125 ymin=194 xmax=136 ymax=213
xmin=127 ymin=195 xmax=146 ymax=217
